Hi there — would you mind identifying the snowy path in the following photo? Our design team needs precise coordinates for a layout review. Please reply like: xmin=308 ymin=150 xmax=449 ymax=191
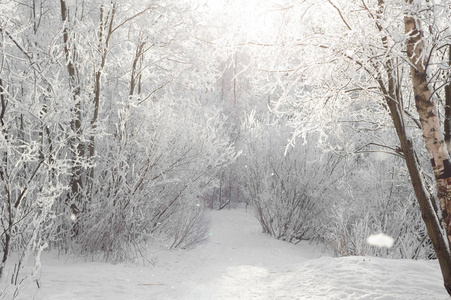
xmin=8 ymin=209 xmax=450 ymax=299
xmin=139 ymin=209 xmax=322 ymax=299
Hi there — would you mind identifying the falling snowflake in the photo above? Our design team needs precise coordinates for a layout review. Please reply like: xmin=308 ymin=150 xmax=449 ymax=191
xmin=366 ymin=233 xmax=394 ymax=248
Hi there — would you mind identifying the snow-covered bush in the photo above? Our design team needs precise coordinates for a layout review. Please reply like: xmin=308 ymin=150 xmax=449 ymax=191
xmin=237 ymin=111 xmax=340 ymax=243
xmin=0 ymin=1 xmax=87 ymax=292
xmin=0 ymin=120 xmax=70 ymax=295
xmin=73 ymin=97 xmax=235 ymax=262
xmin=236 ymin=107 xmax=433 ymax=260
xmin=322 ymin=154 xmax=434 ymax=259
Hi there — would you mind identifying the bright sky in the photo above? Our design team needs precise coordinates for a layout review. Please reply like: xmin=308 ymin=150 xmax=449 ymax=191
xmin=203 ymin=0 xmax=284 ymax=40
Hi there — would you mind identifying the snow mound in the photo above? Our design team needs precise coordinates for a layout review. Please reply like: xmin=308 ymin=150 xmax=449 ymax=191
xmin=214 ymin=256 xmax=448 ymax=300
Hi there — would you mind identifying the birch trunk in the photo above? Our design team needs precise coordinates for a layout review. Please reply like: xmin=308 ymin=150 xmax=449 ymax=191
xmin=404 ymin=3 xmax=451 ymax=295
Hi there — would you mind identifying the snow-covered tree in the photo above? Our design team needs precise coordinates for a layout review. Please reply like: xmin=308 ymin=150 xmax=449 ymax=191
xmin=247 ymin=0 xmax=451 ymax=294
xmin=0 ymin=0 xmax=237 ymax=294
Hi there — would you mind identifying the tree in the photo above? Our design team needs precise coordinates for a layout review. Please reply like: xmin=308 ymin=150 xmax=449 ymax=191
xmin=253 ymin=0 xmax=451 ymax=294
xmin=0 ymin=0 xmax=77 ymax=292
xmin=401 ymin=0 xmax=451 ymax=292
xmin=0 ymin=0 xmax=237 ymax=294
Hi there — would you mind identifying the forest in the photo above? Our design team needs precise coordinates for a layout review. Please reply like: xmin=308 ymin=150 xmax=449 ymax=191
xmin=2 ymin=0 xmax=451 ymax=297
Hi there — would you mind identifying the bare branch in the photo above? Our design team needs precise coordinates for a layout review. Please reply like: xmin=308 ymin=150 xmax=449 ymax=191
xmin=327 ymin=0 xmax=352 ymax=31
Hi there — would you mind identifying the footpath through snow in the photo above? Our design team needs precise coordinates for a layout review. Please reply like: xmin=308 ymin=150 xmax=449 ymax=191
xmin=7 ymin=208 xmax=450 ymax=299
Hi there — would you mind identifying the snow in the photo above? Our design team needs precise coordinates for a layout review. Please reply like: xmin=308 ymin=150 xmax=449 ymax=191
xmin=366 ymin=233 xmax=394 ymax=248
xmin=5 ymin=208 xmax=449 ymax=299
xmin=345 ymin=50 xmax=355 ymax=57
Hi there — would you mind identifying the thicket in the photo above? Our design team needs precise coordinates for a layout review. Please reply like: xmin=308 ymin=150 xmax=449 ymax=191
xmin=0 ymin=1 xmax=236 ymax=296
xmin=236 ymin=109 xmax=434 ymax=260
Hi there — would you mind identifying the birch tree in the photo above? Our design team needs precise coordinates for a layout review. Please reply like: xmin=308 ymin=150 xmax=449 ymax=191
xmin=401 ymin=0 xmax=451 ymax=292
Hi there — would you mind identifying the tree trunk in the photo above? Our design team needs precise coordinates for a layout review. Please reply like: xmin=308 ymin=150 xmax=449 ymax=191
xmin=60 ymin=0 xmax=84 ymax=225
xmin=88 ymin=3 xmax=115 ymax=182
xmin=404 ymin=3 xmax=451 ymax=295
xmin=444 ymin=46 xmax=451 ymax=151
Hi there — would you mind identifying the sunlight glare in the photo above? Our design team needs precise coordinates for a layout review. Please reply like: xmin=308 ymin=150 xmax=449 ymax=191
xmin=203 ymin=0 xmax=283 ymax=41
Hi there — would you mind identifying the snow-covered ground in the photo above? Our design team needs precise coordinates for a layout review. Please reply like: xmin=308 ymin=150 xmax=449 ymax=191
xmin=3 ymin=208 xmax=449 ymax=299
